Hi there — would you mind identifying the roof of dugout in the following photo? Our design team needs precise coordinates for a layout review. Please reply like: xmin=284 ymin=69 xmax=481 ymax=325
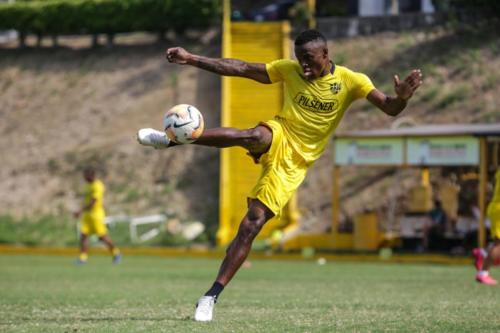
xmin=334 ymin=123 xmax=500 ymax=138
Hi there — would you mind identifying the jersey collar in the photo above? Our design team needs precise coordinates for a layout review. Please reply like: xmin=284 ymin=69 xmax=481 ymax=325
xmin=315 ymin=61 xmax=335 ymax=82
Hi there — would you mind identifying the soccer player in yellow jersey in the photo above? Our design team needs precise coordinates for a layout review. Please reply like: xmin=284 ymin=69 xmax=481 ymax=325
xmin=474 ymin=169 xmax=500 ymax=285
xmin=74 ymin=167 xmax=121 ymax=264
xmin=137 ymin=30 xmax=422 ymax=321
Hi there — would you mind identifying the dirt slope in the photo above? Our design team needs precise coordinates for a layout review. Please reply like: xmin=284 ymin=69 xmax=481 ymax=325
xmin=0 ymin=37 xmax=221 ymax=226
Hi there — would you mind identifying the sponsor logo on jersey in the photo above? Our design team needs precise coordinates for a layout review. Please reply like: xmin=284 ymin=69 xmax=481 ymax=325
xmin=294 ymin=93 xmax=338 ymax=113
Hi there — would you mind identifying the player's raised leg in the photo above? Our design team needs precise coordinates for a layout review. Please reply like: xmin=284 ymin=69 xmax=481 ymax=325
xmin=138 ymin=125 xmax=272 ymax=155
xmin=137 ymin=128 xmax=171 ymax=149
xmin=194 ymin=199 xmax=274 ymax=321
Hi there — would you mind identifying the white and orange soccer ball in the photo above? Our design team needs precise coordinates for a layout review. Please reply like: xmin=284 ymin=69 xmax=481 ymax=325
xmin=163 ymin=104 xmax=204 ymax=144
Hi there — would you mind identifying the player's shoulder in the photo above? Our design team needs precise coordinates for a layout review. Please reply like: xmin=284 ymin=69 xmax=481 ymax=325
xmin=92 ymin=179 xmax=105 ymax=189
xmin=335 ymin=65 xmax=363 ymax=77
xmin=267 ymin=59 xmax=302 ymax=82
xmin=335 ymin=65 xmax=371 ymax=84
xmin=269 ymin=58 xmax=300 ymax=70
xmin=273 ymin=58 xmax=298 ymax=65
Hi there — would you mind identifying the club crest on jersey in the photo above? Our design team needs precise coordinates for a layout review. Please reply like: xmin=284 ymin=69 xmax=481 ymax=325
xmin=330 ymin=82 xmax=342 ymax=94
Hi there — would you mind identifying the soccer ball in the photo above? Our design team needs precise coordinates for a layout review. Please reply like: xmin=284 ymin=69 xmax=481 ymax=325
xmin=163 ymin=104 xmax=204 ymax=144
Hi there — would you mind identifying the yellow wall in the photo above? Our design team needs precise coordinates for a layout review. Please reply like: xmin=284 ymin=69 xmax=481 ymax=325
xmin=217 ymin=22 xmax=291 ymax=246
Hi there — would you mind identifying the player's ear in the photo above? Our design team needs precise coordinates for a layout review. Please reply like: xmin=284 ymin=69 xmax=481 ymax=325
xmin=322 ymin=46 xmax=328 ymax=59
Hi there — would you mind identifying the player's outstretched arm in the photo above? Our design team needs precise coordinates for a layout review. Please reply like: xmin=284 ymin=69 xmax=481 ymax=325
xmin=367 ymin=69 xmax=423 ymax=116
xmin=166 ymin=47 xmax=271 ymax=84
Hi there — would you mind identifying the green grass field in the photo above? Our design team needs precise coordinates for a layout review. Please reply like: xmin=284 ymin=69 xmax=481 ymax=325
xmin=1 ymin=254 xmax=499 ymax=333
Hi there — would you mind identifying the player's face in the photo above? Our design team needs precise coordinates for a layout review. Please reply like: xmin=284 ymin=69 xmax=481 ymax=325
xmin=83 ymin=170 xmax=95 ymax=182
xmin=294 ymin=41 xmax=329 ymax=80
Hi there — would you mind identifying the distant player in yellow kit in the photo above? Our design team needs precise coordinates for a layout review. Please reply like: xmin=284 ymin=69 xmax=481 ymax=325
xmin=474 ymin=169 xmax=500 ymax=285
xmin=74 ymin=167 xmax=121 ymax=264
xmin=137 ymin=30 xmax=422 ymax=321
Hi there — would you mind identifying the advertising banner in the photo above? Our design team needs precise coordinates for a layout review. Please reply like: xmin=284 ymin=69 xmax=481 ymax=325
xmin=335 ymin=138 xmax=404 ymax=165
xmin=407 ymin=136 xmax=479 ymax=166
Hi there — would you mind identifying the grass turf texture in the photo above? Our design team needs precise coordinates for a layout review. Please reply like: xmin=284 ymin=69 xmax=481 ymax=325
xmin=1 ymin=255 xmax=499 ymax=332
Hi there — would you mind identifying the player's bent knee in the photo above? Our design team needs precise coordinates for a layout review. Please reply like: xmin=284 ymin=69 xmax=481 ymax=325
xmin=246 ymin=127 xmax=272 ymax=147
xmin=239 ymin=216 xmax=266 ymax=242
xmin=238 ymin=222 xmax=261 ymax=242
xmin=243 ymin=127 xmax=263 ymax=145
xmin=236 ymin=199 xmax=273 ymax=243
xmin=250 ymin=127 xmax=264 ymax=143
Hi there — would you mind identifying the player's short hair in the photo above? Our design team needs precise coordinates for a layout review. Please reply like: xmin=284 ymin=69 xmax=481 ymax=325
xmin=294 ymin=29 xmax=327 ymax=47
xmin=83 ymin=166 xmax=96 ymax=176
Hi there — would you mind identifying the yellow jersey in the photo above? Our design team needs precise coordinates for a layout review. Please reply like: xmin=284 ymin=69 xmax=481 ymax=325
xmin=488 ymin=170 xmax=500 ymax=238
xmin=266 ymin=59 xmax=375 ymax=164
xmin=83 ymin=179 xmax=105 ymax=216
xmin=491 ymin=170 xmax=500 ymax=203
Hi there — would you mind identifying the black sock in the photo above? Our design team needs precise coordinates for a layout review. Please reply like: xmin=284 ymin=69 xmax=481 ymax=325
xmin=204 ymin=281 xmax=224 ymax=300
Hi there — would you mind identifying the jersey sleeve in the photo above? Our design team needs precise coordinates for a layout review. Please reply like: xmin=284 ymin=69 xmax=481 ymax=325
xmin=351 ymin=71 xmax=376 ymax=100
xmin=266 ymin=59 xmax=296 ymax=83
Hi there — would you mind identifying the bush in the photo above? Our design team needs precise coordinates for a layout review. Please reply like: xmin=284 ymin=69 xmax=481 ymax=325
xmin=0 ymin=0 xmax=219 ymax=37
xmin=433 ymin=0 xmax=500 ymax=25
xmin=0 ymin=214 xmax=78 ymax=246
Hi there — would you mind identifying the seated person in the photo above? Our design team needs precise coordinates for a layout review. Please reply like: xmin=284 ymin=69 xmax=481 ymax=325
xmin=422 ymin=199 xmax=447 ymax=251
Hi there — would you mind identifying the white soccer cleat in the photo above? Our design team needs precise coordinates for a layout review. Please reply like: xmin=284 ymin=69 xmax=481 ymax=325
xmin=136 ymin=128 xmax=170 ymax=149
xmin=194 ymin=296 xmax=216 ymax=322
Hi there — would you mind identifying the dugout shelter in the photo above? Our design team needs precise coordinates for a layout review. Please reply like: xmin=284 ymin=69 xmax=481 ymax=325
xmin=282 ymin=123 xmax=500 ymax=251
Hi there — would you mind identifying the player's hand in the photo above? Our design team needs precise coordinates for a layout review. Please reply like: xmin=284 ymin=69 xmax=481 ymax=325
xmin=394 ymin=69 xmax=423 ymax=101
xmin=73 ymin=211 xmax=81 ymax=219
xmin=166 ymin=47 xmax=191 ymax=65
